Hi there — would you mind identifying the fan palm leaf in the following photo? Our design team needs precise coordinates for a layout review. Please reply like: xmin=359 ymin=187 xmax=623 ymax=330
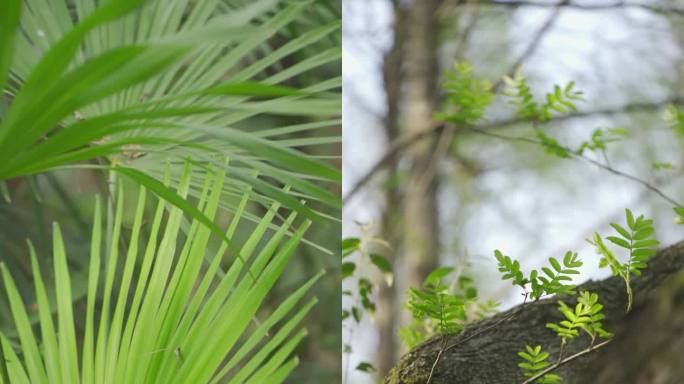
xmin=0 ymin=0 xmax=341 ymax=228
xmin=0 ymin=161 xmax=320 ymax=384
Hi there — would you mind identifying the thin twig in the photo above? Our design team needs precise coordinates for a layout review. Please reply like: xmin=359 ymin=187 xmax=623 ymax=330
xmin=417 ymin=124 xmax=455 ymax=196
xmin=491 ymin=0 xmax=567 ymax=93
xmin=540 ymin=167 xmax=682 ymax=268
xmin=521 ymin=339 xmax=612 ymax=384
xmin=426 ymin=336 xmax=448 ymax=384
xmin=453 ymin=4 xmax=481 ymax=60
xmin=343 ymin=120 xmax=444 ymax=204
xmin=557 ymin=340 xmax=566 ymax=363
xmin=457 ymin=0 xmax=684 ymax=17
xmin=343 ymin=97 xmax=681 ymax=204
xmin=575 ymin=154 xmax=684 ymax=208
xmin=466 ymin=127 xmax=684 ymax=208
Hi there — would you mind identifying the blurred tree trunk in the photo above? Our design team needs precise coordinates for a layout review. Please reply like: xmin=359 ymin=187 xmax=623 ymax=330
xmin=384 ymin=241 xmax=684 ymax=384
xmin=402 ymin=0 xmax=440 ymax=308
xmin=376 ymin=1 xmax=407 ymax=378
xmin=665 ymin=4 xmax=684 ymax=105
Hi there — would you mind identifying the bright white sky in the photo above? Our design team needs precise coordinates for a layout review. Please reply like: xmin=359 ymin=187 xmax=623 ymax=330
xmin=342 ymin=1 xmax=684 ymax=382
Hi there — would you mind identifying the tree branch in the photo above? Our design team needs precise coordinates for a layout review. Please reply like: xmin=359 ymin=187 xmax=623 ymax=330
xmin=466 ymin=126 xmax=684 ymax=208
xmin=490 ymin=0 xmax=566 ymax=93
xmin=458 ymin=0 xmax=684 ymax=16
xmin=445 ymin=292 xmax=529 ymax=353
xmin=385 ymin=240 xmax=684 ymax=383
xmin=343 ymin=98 xmax=682 ymax=205
xmin=417 ymin=0 xmax=564 ymax=190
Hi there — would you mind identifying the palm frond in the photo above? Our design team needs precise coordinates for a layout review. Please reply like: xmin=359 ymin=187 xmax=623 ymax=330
xmin=0 ymin=0 xmax=341 ymax=228
xmin=0 ymin=162 xmax=321 ymax=384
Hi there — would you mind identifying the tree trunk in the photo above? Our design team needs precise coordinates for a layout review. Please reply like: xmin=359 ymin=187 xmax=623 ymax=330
xmin=385 ymin=241 xmax=684 ymax=384
xmin=403 ymin=0 xmax=440 ymax=306
xmin=376 ymin=2 xmax=407 ymax=377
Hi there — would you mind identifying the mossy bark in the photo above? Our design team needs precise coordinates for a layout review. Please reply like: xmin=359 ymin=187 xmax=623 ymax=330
xmin=385 ymin=241 xmax=684 ymax=384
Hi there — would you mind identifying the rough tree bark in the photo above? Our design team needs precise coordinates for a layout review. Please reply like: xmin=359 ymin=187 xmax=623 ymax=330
xmin=385 ymin=241 xmax=684 ymax=384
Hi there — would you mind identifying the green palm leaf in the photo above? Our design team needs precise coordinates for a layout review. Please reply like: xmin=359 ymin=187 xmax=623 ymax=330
xmin=0 ymin=0 xmax=340 ymax=227
xmin=0 ymin=163 xmax=321 ymax=384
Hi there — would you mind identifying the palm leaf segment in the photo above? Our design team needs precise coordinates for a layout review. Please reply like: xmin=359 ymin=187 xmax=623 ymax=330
xmin=0 ymin=162 xmax=320 ymax=384
xmin=0 ymin=0 xmax=341 ymax=225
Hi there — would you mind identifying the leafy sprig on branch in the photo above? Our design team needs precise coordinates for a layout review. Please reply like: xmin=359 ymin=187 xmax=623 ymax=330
xmin=435 ymin=62 xmax=494 ymax=125
xmin=518 ymin=291 xmax=612 ymax=383
xmin=495 ymin=250 xmax=582 ymax=300
xmin=502 ymin=71 xmax=583 ymax=122
xmin=546 ymin=291 xmax=613 ymax=343
xmin=401 ymin=267 xmax=497 ymax=348
xmin=517 ymin=345 xmax=561 ymax=384
xmin=406 ymin=274 xmax=467 ymax=336
xmin=588 ymin=209 xmax=658 ymax=311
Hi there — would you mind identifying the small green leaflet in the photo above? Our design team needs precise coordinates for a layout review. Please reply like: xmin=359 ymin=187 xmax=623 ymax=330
xmin=342 ymin=238 xmax=360 ymax=258
xmin=355 ymin=362 xmax=376 ymax=373
xmin=424 ymin=266 xmax=454 ymax=286
xmin=341 ymin=262 xmax=356 ymax=280
xmin=370 ymin=254 xmax=393 ymax=286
